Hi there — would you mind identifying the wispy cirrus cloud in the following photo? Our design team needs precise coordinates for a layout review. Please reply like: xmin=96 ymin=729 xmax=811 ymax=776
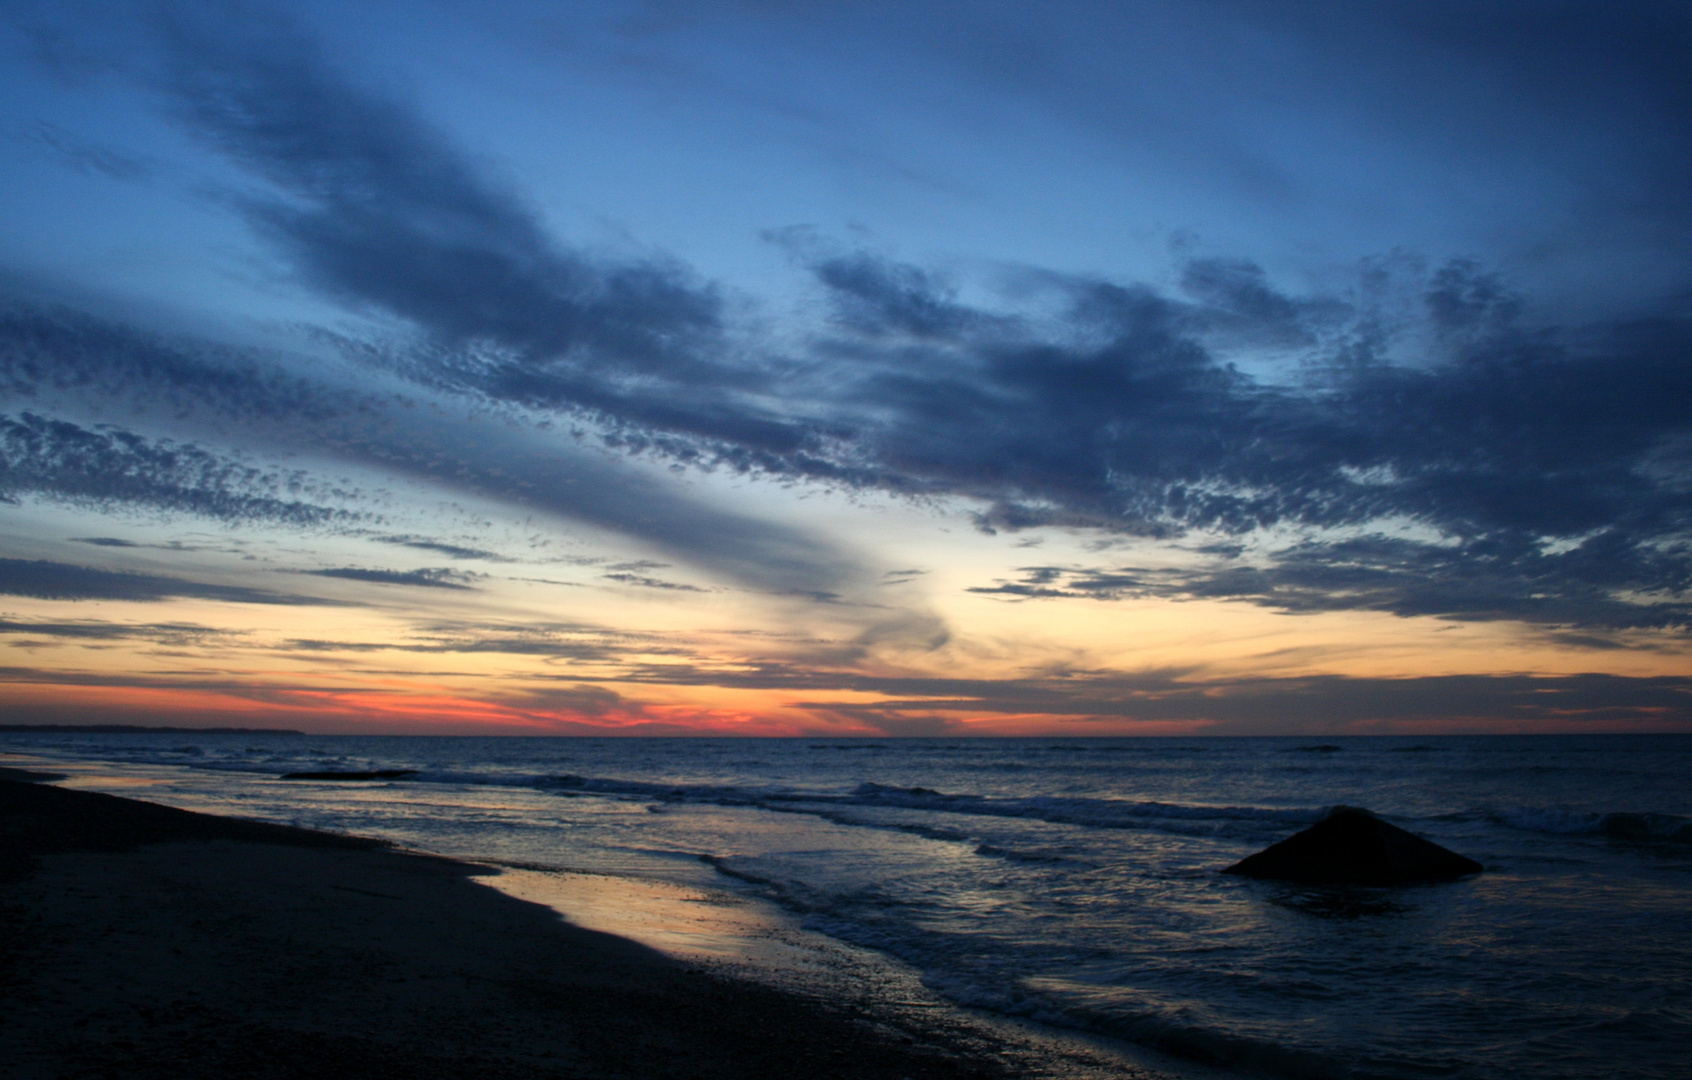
xmin=795 ymin=671 xmax=1692 ymax=734
xmin=0 ymin=412 xmax=360 ymax=527
xmin=968 ymin=526 xmax=1692 ymax=635
xmin=0 ymin=616 xmax=230 ymax=644
xmin=0 ymin=557 xmax=338 ymax=605
xmin=115 ymin=6 xmax=1690 ymax=639
xmin=283 ymin=618 xmax=688 ymax=662
xmin=0 ymin=301 xmax=874 ymax=604
xmin=5 ymin=120 xmax=156 ymax=181
xmin=152 ymin=7 xmax=781 ymax=446
xmin=303 ymin=566 xmax=475 ymax=590
xmin=0 ymin=0 xmax=1686 ymax=658
xmin=0 ymin=301 xmax=345 ymax=423
xmin=372 ymin=536 xmax=508 ymax=561
xmin=603 ymin=571 xmax=707 ymax=592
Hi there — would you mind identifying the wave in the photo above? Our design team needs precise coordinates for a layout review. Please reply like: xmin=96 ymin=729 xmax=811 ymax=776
xmin=971 ymin=843 xmax=1085 ymax=865
xmin=1045 ymin=1001 xmax=1382 ymax=1080
xmin=21 ymin=739 xmax=1384 ymax=844
xmin=1491 ymin=807 xmax=1692 ymax=845
xmin=484 ymin=773 xmax=1331 ymax=838
xmin=798 ymin=913 xmax=1376 ymax=1080
xmin=224 ymin=766 xmax=1332 ymax=840
xmin=839 ymin=782 xmax=1325 ymax=831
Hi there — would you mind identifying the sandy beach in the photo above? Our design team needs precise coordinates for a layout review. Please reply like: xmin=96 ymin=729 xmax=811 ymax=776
xmin=1 ymin=774 xmax=1176 ymax=1079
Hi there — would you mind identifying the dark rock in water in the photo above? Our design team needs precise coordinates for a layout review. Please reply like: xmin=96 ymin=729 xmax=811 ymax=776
xmin=280 ymin=769 xmax=417 ymax=781
xmin=1224 ymin=806 xmax=1482 ymax=886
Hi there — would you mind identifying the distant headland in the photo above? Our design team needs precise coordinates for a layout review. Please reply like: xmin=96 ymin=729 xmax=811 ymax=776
xmin=0 ymin=725 xmax=305 ymax=735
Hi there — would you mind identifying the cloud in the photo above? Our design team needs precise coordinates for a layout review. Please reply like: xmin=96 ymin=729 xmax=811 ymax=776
xmin=153 ymin=10 xmax=758 ymax=405
xmin=279 ymin=639 xmax=391 ymax=653
xmin=0 ymin=616 xmax=228 ymax=644
xmin=0 ymin=300 xmax=872 ymax=604
xmin=185 ymin=26 xmax=1692 ymax=632
xmin=0 ymin=301 xmax=345 ymax=423
xmin=338 ymin=407 xmax=874 ymax=601
xmin=0 ymin=412 xmax=359 ymax=526
xmin=602 ymin=571 xmax=706 ymax=592
xmin=968 ymin=528 xmax=1692 ymax=633
xmin=792 ymin=670 xmax=1692 ymax=731
xmin=282 ymin=618 xmax=683 ymax=661
xmin=0 ymin=558 xmax=336 ymax=605
xmin=133 ymin=6 xmax=870 ymax=482
xmin=451 ymin=646 xmax=1686 ymax=731
xmin=786 ymin=254 xmax=1692 ymax=632
xmin=808 ymin=250 xmax=983 ymax=340
xmin=373 ymin=536 xmax=508 ymax=561
xmin=6 ymin=4 xmax=1686 ymax=639
xmin=303 ymin=567 xmax=475 ymax=590
xmin=499 ymin=682 xmax=642 ymax=718
xmin=6 ymin=120 xmax=155 ymax=181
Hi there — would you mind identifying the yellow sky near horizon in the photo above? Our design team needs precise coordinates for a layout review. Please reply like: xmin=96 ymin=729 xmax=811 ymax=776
xmin=4 ymin=481 xmax=1688 ymax=736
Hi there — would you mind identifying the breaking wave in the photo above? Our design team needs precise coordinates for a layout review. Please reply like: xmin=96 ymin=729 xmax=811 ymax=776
xmin=1491 ymin=807 xmax=1692 ymax=844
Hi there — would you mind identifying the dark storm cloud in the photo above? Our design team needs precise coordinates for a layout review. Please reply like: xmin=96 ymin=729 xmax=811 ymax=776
xmin=303 ymin=567 xmax=474 ymax=590
xmin=0 ymin=411 xmax=357 ymax=526
xmin=0 ymin=557 xmax=335 ymax=604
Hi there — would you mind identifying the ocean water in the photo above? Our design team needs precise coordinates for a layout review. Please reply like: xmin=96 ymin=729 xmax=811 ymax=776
xmin=5 ymin=732 xmax=1688 ymax=1080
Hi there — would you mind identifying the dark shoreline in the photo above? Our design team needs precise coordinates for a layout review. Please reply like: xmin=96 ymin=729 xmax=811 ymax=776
xmin=0 ymin=777 xmax=1167 ymax=1079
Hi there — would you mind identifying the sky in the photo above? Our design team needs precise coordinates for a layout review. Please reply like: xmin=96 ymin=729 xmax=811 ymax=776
xmin=0 ymin=0 xmax=1689 ymax=736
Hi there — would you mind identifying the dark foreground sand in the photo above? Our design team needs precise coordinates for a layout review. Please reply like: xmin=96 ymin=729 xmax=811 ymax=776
xmin=1 ymin=776 xmax=1175 ymax=1079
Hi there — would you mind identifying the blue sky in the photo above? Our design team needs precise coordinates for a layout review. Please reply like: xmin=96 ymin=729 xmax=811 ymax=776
xmin=2 ymin=1 xmax=1689 ymax=734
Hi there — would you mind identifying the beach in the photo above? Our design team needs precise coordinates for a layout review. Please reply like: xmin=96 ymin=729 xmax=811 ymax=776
xmin=5 ymin=733 xmax=1687 ymax=1080
xmin=0 ymin=774 xmax=1173 ymax=1080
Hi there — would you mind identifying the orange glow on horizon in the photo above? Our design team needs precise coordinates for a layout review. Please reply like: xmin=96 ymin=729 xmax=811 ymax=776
xmin=3 ymin=677 xmax=1686 ymax=737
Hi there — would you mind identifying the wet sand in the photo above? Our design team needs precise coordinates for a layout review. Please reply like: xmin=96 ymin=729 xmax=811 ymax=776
xmin=1 ymin=777 xmax=1179 ymax=1079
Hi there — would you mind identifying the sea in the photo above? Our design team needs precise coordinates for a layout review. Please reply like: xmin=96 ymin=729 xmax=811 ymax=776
xmin=4 ymin=731 xmax=1688 ymax=1080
